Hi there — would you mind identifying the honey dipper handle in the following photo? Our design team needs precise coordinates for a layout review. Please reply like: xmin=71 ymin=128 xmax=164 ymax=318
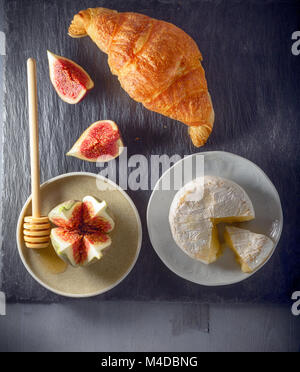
xmin=27 ymin=58 xmax=41 ymax=218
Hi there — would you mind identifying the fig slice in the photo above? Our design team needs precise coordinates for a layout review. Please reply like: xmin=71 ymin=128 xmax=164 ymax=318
xmin=82 ymin=196 xmax=115 ymax=232
xmin=48 ymin=200 xmax=82 ymax=230
xmin=48 ymin=196 xmax=114 ymax=267
xmin=47 ymin=50 xmax=94 ymax=104
xmin=67 ymin=120 xmax=124 ymax=162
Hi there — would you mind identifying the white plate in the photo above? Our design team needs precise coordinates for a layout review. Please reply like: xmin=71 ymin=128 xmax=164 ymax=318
xmin=147 ymin=151 xmax=283 ymax=286
xmin=17 ymin=172 xmax=142 ymax=298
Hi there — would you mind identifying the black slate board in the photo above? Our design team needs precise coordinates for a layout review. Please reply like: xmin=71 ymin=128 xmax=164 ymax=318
xmin=1 ymin=0 xmax=300 ymax=303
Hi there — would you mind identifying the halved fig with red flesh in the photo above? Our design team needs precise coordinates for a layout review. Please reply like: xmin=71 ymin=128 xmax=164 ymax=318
xmin=48 ymin=200 xmax=82 ymax=230
xmin=49 ymin=196 xmax=115 ymax=267
xmin=67 ymin=120 xmax=124 ymax=162
xmin=47 ymin=50 xmax=94 ymax=104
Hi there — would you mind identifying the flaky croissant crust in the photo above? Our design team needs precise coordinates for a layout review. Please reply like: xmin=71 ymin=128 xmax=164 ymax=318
xmin=69 ymin=8 xmax=214 ymax=146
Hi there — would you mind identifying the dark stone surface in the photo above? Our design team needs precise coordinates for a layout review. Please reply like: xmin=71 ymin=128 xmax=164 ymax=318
xmin=1 ymin=0 xmax=299 ymax=303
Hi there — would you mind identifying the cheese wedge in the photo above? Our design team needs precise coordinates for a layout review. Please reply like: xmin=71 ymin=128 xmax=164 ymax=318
xmin=224 ymin=226 xmax=274 ymax=273
xmin=169 ymin=176 xmax=255 ymax=264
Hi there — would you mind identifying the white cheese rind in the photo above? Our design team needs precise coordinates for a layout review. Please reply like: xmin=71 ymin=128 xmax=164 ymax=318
xmin=169 ymin=176 xmax=255 ymax=264
xmin=225 ymin=226 xmax=274 ymax=272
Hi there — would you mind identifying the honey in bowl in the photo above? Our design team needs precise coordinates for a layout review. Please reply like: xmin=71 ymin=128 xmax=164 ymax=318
xmin=35 ymin=245 xmax=67 ymax=274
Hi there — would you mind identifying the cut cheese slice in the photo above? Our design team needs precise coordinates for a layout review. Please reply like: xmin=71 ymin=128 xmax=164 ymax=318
xmin=224 ymin=226 xmax=274 ymax=273
xmin=169 ymin=176 xmax=255 ymax=264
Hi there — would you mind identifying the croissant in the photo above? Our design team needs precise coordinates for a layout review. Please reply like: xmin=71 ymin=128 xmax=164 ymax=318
xmin=69 ymin=8 xmax=214 ymax=147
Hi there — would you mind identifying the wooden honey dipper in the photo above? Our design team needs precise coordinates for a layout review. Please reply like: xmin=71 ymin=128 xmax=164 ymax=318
xmin=23 ymin=58 xmax=51 ymax=249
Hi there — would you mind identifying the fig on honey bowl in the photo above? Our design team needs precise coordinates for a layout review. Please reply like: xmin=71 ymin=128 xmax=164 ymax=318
xmin=47 ymin=50 xmax=94 ymax=104
xmin=48 ymin=196 xmax=115 ymax=267
xmin=67 ymin=120 xmax=124 ymax=162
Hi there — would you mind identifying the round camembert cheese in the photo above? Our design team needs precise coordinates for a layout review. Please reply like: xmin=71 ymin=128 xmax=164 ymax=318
xmin=169 ymin=176 xmax=255 ymax=264
xmin=224 ymin=226 xmax=274 ymax=273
